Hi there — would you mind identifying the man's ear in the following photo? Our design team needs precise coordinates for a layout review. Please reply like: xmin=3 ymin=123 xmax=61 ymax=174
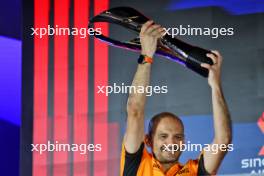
xmin=144 ymin=134 xmax=152 ymax=147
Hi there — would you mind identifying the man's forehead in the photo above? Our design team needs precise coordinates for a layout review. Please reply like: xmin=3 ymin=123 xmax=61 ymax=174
xmin=158 ymin=117 xmax=182 ymax=126
xmin=155 ymin=118 xmax=183 ymax=132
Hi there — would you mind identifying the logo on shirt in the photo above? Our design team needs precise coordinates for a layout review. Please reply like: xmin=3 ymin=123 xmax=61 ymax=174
xmin=176 ymin=168 xmax=189 ymax=175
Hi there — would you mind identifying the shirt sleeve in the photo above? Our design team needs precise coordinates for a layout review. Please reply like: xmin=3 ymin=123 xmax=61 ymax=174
xmin=120 ymin=143 xmax=144 ymax=176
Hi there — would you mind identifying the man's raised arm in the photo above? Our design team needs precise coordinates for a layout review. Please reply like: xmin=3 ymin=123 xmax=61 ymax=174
xmin=124 ymin=21 xmax=164 ymax=153
xmin=201 ymin=51 xmax=233 ymax=175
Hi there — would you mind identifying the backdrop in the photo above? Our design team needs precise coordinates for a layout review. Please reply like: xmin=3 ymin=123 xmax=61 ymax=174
xmin=21 ymin=0 xmax=264 ymax=175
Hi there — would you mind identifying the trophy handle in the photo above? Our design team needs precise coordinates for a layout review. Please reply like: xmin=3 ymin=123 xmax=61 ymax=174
xmin=89 ymin=6 xmax=214 ymax=77
xmin=89 ymin=7 xmax=148 ymax=32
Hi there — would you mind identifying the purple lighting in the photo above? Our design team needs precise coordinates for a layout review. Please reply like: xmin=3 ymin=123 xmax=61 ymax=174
xmin=0 ymin=36 xmax=21 ymax=126
xmin=167 ymin=0 xmax=264 ymax=15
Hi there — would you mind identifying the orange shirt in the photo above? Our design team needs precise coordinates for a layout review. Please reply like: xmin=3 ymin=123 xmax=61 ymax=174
xmin=120 ymin=143 xmax=209 ymax=176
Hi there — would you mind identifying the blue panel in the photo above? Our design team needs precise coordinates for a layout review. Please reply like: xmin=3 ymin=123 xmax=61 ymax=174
xmin=167 ymin=0 xmax=264 ymax=15
xmin=0 ymin=120 xmax=20 ymax=176
xmin=0 ymin=36 xmax=21 ymax=126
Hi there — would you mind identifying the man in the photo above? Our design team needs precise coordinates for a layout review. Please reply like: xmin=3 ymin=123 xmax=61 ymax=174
xmin=120 ymin=21 xmax=232 ymax=176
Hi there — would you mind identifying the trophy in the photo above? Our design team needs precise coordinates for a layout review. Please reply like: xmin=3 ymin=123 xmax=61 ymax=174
xmin=89 ymin=7 xmax=214 ymax=77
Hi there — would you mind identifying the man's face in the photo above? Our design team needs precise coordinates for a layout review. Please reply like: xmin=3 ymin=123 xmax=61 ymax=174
xmin=151 ymin=117 xmax=184 ymax=163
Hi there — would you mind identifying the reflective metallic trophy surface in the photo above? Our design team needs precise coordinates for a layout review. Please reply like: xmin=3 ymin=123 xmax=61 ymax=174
xmin=89 ymin=7 xmax=214 ymax=77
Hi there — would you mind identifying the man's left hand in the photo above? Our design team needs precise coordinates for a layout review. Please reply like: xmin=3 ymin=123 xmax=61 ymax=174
xmin=201 ymin=50 xmax=223 ymax=88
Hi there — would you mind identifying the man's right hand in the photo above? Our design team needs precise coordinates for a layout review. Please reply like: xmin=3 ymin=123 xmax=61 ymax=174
xmin=140 ymin=20 xmax=165 ymax=58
